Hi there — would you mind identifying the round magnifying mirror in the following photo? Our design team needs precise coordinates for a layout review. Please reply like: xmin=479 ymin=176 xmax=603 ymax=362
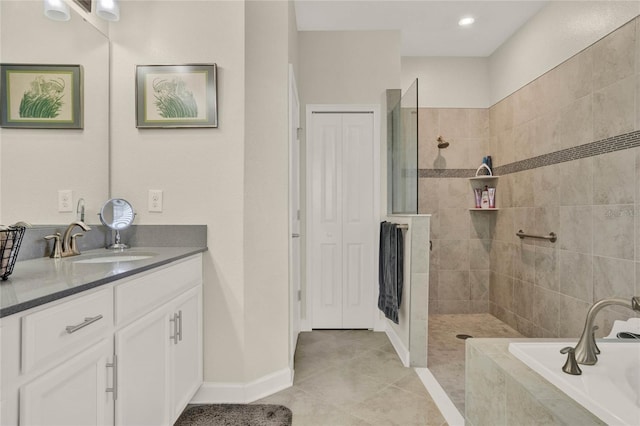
xmin=99 ymin=198 xmax=135 ymax=249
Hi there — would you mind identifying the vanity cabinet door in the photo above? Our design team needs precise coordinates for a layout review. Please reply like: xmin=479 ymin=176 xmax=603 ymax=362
xmin=114 ymin=303 xmax=172 ymax=426
xmin=170 ymin=287 xmax=203 ymax=420
xmin=112 ymin=254 xmax=203 ymax=426
xmin=20 ymin=339 xmax=114 ymax=426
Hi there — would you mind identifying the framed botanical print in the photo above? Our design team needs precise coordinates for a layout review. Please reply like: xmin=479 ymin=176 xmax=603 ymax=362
xmin=0 ymin=64 xmax=83 ymax=129
xmin=136 ymin=64 xmax=218 ymax=128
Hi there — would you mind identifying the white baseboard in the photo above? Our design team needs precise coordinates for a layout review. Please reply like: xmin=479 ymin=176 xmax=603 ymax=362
xmin=191 ymin=367 xmax=293 ymax=404
xmin=415 ymin=368 xmax=465 ymax=426
xmin=384 ymin=323 xmax=410 ymax=367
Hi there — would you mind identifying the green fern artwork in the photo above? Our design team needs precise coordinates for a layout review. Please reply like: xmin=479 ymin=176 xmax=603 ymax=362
xmin=18 ymin=75 xmax=65 ymax=118
xmin=152 ymin=77 xmax=198 ymax=118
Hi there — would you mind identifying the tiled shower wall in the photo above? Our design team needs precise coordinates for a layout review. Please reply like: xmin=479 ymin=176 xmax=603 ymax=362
xmin=488 ymin=18 xmax=640 ymax=337
xmin=420 ymin=17 xmax=640 ymax=336
xmin=418 ymin=108 xmax=492 ymax=315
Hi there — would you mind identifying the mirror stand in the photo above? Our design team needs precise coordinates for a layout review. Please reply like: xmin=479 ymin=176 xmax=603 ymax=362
xmin=110 ymin=229 xmax=128 ymax=250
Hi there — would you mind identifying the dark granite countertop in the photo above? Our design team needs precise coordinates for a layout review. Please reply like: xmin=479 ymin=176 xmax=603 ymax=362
xmin=0 ymin=246 xmax=207 ymax=318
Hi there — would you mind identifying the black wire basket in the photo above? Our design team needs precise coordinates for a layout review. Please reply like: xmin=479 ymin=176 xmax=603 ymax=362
xmin=1 ymin=226 xmax=26 ymax=281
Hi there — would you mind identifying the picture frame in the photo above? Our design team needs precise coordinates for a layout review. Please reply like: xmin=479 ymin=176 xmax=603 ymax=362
xmin=136 ymin=64 xmax=218 ymax=128
xmin=0 ymin=64 xmax=83 ymax=129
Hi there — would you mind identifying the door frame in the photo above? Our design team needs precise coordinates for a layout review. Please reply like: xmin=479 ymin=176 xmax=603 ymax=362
xmin=288 ymin=64 xmax=301 ymax=369
xmin=304 ymin=104 xmax=381 ymax=330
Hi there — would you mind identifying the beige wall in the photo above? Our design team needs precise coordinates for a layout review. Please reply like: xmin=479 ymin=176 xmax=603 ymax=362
xmin=490 ymin=1 xmax=640 ymax=104
xmin=298 ymin=31 xmax=401 ymax=107
xmin=401 ymin=57 xmax=490 ymax=108
xmin=288 ymin=0 xmax=299 ymax=79
xmin=244 ymin=0 xmax=291 ymax=381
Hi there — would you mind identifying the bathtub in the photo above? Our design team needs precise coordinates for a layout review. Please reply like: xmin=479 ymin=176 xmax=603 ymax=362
xmin=509 ymin=341 xmax=640 ymax=426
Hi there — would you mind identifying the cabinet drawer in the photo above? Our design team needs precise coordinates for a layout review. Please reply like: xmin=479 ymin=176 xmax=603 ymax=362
xmin=115 ymin=255 xmax=202 ymax=327
xmin=21 ymin=287 xmax=113 ymax=374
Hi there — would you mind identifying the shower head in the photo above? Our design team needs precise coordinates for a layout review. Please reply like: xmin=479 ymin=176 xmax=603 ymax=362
xmin=437 ymin=136 xmax=449 ymax=149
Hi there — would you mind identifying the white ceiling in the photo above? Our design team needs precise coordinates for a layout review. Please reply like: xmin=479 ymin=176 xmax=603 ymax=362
xmin=294 ymin=1 xmax=549 ymax=57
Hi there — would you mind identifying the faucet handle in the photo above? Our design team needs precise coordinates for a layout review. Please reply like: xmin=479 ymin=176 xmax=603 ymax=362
xmin=560 ymin=346 xmax=582 ymax=376
xmin=70 ymin=233 xmax=84 ymax=256
xmin=44 ymin=233 xmax=62 ymax=259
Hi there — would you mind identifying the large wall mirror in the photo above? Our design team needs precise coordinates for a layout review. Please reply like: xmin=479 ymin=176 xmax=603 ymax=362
xmin=0 ymin=1 xmax=109 ymax=225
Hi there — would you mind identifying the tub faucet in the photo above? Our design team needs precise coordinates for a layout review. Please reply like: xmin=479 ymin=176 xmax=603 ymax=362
xmin=573 ymin=296 xmax=640 ymax=365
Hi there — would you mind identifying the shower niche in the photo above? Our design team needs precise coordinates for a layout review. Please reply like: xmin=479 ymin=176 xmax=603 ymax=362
xmin=468 ymin=175 xmax=500 ymax=211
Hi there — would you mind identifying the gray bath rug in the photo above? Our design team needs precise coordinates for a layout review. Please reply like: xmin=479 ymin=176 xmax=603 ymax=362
xmin=174 ymin=404 xmax=292 ymax=426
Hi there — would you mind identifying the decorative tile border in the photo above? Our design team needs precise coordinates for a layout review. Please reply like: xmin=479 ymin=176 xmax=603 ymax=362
xmin=418 ymin=168 xmax=477 ymax=178
xmin=419 ymin=130 xmax=640 ymax=178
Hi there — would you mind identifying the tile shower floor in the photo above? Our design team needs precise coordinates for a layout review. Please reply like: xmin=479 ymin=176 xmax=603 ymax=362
xmin=427 ymin=313 xmax=522 ymax=413
xmin=256 ymin=330 xmax=447 ymax=425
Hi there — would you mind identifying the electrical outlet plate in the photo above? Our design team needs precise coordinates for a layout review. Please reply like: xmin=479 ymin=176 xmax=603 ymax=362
xmin=58 ymin=190 xmax=73 ymax=212
xmin=148 ymin=189 xmax=163 ymax=212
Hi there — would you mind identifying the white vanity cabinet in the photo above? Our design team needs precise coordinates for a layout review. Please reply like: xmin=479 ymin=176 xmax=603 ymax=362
xmin=115 ymin=286 xmax=202 ymax=425
xmin=0 ymin=253 xmax=203 ymax=426
xmin=113 ymin=255 xmax=203 ymax=426
xmin=1 ymin=286 xmax=114 ymax=426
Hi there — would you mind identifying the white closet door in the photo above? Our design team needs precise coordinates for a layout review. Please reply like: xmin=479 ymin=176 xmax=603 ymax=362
xmin=311 ymin=113 xmax=343 ymax=328
xmin=341 ymin=113 xmax=374 ymax=328
xmin=310 ymin=112 xmax=374 ymax=329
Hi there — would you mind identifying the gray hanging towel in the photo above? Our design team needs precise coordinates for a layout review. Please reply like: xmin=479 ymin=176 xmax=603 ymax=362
xmin=378 ymin=221 xmax=404 ymax=324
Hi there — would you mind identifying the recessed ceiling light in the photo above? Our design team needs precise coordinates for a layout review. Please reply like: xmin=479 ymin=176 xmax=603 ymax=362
xmin=458 ymin=16 xmax=475 ymax=27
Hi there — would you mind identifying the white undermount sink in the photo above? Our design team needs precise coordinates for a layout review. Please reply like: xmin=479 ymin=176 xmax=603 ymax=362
xmin=72 ymin=253 xmax=156 ymax=264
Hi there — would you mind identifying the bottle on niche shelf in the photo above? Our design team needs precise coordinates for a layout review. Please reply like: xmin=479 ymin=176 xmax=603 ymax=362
xmin=480 ymin=186 xmax=490 ymax=209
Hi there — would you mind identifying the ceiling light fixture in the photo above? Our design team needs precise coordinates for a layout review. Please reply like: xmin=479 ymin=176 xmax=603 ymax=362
xmin=96 ymin=0 xmax=120 ymax=21
xmin=458 ymin=16 xmax=475 ymax=27
xmin=43 ymin=0 xmax=71 ymax=21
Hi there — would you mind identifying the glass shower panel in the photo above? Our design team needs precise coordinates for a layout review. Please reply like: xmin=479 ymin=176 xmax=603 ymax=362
xmin=390 ymin=79 xmax=418 ymax=214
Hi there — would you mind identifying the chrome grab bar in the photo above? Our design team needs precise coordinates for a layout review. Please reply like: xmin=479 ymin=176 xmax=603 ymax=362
xmin=65 ymin=314 xmax=103 ymax=334
xmin=516 ymin=230 xmax=557 ymax=243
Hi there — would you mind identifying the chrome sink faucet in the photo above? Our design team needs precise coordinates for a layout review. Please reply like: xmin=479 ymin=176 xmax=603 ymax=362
xmin=573 ymin=296 xmax=640 ymax=366
xmin=44 ymin=221 xmax=92 ymax=258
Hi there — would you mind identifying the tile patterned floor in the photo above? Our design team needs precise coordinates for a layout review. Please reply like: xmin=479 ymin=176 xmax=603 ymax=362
xmin=427 ymin=313 xmax=522 ymax=413
xmin=256 ymin=330 xmax=448 ymax=426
